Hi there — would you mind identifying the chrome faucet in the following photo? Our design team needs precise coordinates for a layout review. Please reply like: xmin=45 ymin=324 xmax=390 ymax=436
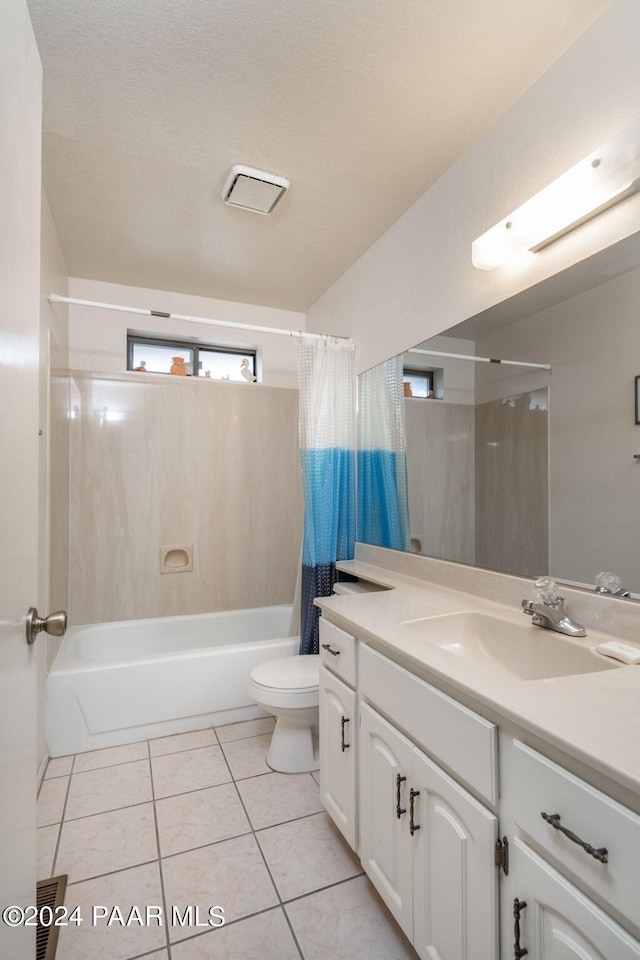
xmin=522 ymin=577 xmax=586 ymax=637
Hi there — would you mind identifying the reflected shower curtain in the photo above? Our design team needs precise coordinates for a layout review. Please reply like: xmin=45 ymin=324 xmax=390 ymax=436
xmin=296 ymin=337 xmax=356 ymax=655
xmin=357 ymin=356 xmax=410 ymax=550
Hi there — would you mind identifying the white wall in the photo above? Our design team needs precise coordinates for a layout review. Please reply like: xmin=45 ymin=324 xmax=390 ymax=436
xmin=65 ymin=278 xmax=305 ymax=388
xmin=306 ymin=0 xmax=640 ymax=375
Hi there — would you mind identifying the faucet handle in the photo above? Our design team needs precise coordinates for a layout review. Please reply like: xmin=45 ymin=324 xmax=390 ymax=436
xmin=595 ymin=571 xmax=622 ymax=594
xmin=533 ymin=576 xmax=562 ymax=605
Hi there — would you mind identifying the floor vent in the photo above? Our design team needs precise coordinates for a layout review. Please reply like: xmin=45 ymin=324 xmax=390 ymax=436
xmin=36 ymin=874 xmax=68 ymax=960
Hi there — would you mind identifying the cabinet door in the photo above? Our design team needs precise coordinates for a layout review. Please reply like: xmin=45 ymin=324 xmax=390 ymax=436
xmin=410 ymin=745 xmax=498 ymax=960
xmin=510 ymin=838 xmax=640 ymax=959
xmin=359 ymin=701 xmax=415 ymax=939
xmin=319 ymin=665 xmax=357 ymax=850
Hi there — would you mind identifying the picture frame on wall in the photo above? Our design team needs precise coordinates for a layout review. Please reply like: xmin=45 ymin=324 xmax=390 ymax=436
xmin=635 ymin=376 xmax=640 ymax=425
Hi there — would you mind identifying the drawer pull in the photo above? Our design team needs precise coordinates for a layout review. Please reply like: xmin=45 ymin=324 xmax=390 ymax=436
xmin=409 ymin=788 xmax=420 ymax=836
xmin=340 ymin=716 xmax=350 ymax=752
xmin=396 ymin=774 xmax=407 ymax=819
xmin=513 ymin=898 xmax=528 ymax=958
xmin=541 ymin=812 xmax=609 ymax=864
xmin=321 ymin=643 xmax=340 ymax=656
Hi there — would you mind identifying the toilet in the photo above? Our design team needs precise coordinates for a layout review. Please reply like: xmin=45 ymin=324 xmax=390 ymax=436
xmin=248 ymin=654 xmax=320 ymax=773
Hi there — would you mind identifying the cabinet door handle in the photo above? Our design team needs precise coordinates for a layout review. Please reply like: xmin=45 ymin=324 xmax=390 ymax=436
xmin=321 ymin=643 xmax=340 ymax=656
xmin=409 ymin=788 xmax=420 ymax=835
xmin=541 ymin=812 xmax=608 ymax=864
xmin=513 ymin=898 xmax=528 ymax=958
xmin=396 ymin=774 xmax=407 ymax=818
xmin=340 ymin=716 xmax=350 ymax=752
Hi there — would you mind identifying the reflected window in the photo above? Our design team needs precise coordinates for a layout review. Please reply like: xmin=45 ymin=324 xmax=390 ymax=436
xmin=402 ymin=367 xmax=434 ymax=398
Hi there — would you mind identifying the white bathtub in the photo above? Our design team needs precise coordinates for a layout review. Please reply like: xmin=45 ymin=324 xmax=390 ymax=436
xmin=46 ymin=604 xmax=298 ymax=756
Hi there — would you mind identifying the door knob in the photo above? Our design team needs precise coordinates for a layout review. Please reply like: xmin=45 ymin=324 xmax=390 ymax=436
xmin=26 ymin=607 xmax=67 ymax=645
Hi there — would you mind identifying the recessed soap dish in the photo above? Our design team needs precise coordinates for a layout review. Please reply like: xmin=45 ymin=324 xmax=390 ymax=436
xmin=160 ymin=545 xmax=193 ymax=574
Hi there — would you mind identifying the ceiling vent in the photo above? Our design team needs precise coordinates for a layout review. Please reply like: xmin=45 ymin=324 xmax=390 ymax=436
xmin=221 ymin=164 xmax=290 ymax=215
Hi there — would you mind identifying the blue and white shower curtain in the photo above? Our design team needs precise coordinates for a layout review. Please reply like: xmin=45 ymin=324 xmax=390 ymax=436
xmin=296 ymin=337 xmax=356 ymax=655
xmin=357 ymin=355 xmax=410 ymax=551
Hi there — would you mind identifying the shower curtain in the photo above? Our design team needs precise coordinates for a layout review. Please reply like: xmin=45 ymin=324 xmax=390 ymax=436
xmin=357 ymin=355 xmax=410 ymax=551
xmin=296 ymin=336 xmax=356 ymax=655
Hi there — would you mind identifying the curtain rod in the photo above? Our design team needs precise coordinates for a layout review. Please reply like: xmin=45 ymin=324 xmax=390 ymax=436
xmin=47 ymin=294 xmax=350 ymax=342
xmin=408 ymin=347 xmax=551 ymax=371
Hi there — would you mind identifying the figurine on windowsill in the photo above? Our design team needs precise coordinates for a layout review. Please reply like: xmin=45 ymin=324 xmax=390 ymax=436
xmin=240 ymin=358 xmax=257 ymax=382
xmin=133 ymin=360 xmax=147 ymax=372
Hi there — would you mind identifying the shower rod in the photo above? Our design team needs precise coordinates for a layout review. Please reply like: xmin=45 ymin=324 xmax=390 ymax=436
xmin=408 ymin=347 xmax=551 ymax=371
xmin=48 ymin=294 xmax=350 ymax=342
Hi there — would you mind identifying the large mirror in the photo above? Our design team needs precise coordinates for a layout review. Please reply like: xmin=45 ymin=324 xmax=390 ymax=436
xmin=357 ymin=235 xmax=640 ymax=596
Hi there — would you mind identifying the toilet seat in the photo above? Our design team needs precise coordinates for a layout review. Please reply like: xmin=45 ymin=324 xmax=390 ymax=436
xmin=250 ymin=654 xmax=319 ymax=693
xmin=248 ymin=654 xmax=320 ymax=710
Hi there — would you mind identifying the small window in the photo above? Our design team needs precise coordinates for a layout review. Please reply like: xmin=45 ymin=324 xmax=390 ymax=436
xmin=403 ymin=367 xmax=434 ymax=399
xmin=127 ymin=334 xmax=258 ymax=382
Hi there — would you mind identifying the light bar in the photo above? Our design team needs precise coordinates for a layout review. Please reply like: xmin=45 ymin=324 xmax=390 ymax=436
xmin=472 ymin=118 xmax=640 ymax=271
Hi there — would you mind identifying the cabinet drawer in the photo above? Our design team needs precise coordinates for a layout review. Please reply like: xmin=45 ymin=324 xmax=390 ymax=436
xmin=319 ymin=619 xmax=357 ymax=687
xmin=359 ymin=644 xmax=498 ymax=806
xmin=512 ymin=739 xmax=640 ymax=931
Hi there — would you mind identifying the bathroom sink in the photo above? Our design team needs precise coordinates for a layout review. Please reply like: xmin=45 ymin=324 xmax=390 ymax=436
xmin=400 ymin=611 xmax=621 ymax=681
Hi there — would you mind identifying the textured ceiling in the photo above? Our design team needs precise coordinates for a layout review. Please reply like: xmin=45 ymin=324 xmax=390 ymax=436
xmin=29 ymin=0 xmax=612 ymax=311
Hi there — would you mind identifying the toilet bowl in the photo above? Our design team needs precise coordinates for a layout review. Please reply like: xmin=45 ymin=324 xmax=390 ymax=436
xmin=248 ymin=654 xmax=320 ymax=773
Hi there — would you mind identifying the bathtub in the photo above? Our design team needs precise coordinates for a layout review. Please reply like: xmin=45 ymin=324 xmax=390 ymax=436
xmin=46 ymin=604 xmax=298 ymax=756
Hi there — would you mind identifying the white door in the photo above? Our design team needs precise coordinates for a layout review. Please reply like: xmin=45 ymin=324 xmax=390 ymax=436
xmin=0 ymin=1 xmax=42 ymax=958
xmin=511 ymin=839 xmax=640 ymax=959
xmin=359 ymin=701 xmax=415 ymax=939
xmin=319 ymin=665 xmax=357 ymax=849
xmin=410 ymin=744 xmax=498 ymax=960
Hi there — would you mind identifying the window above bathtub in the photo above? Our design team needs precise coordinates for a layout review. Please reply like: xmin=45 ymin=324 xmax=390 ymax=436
xmin=127 ymin=332 xmax=260 ymax=382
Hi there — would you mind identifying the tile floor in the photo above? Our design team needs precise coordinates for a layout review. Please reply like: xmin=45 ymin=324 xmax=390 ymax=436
xmin=38 ymin=718 xmax=418 ymax=960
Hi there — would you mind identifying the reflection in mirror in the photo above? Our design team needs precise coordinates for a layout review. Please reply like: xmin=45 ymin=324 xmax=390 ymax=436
xmin=357 ymin=356 xmax=410 ymax=551
xmin=357 ymin=251 xmax=640 ymax=596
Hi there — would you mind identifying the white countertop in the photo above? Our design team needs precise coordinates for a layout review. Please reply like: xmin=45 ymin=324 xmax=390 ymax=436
xmin=315 ymin=558 xmax=640 ymax=810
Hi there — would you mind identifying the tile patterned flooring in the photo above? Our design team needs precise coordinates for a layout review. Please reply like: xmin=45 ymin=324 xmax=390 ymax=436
xmin=38 ymin=719 xmax=418 ymax=960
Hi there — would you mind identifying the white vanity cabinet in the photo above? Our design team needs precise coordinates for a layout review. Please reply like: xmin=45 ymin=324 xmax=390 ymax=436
xmin=319 ymin=665 xmax=357 ymax=848
xmin=318 ymin=611 xmax=640 ymax=960
xmin=318 ymin=619 xmax=358 ymax=849
xmin=357 ymin=641 xmax=499 ymax=959
xmin=358 ymin=700 xmax=415 ymax=934
xmin=501 ymin=738 xmax=640 ymax=958
xmin=359 ymin=700 xmax=499 ymax=959
xmin=507 ymin=839 xmax=640 ymax=959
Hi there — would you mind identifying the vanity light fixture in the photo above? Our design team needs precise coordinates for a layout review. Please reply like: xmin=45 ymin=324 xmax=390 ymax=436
xmin=472 ymin=117 xmax=640 ymax=271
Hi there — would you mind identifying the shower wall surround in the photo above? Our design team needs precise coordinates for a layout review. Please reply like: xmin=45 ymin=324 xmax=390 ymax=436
xmin=404 ymin=399 xmax=475 ymax=564
xmin=475 ymin=389 xmax=549 ymax=578
xmin=69 ymin=372 xmax=302 ymax=624
xmin=41 ymin=192 xmax=70 ymax=660
xmin=49 ymin=367 xmax=70 ymax=630
xmin=403 ymin=391 xmax=548 ymax=575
